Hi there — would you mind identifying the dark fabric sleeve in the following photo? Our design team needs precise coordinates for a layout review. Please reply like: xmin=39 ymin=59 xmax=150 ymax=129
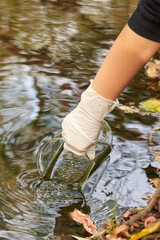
xmin=128 ymin=0 xmax=160 ymax=43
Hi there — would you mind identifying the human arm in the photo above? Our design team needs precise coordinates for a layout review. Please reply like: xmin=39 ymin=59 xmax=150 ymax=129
xmin=92 ymin=24 xmax=160 ymax=101
xmin=62 ymin=0 xmax=160 ymax=159
xmin=92 ymin=0 xmax=160 ymax=100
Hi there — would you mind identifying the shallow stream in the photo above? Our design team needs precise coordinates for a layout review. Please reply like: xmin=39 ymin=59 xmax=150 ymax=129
xmin=0 ymin=0 xmax=160 ymax=239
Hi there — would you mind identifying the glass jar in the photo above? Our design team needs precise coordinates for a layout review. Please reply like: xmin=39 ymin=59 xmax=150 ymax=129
xmin=37 ymin=120 xmax=112 ymax=199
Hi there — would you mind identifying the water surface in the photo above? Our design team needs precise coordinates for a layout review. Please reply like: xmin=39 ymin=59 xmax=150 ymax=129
xmin=0 ymin=0 xmax=159 ymax=239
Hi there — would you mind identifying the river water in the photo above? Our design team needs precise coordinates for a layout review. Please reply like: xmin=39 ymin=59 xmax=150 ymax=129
xmin=0 ymin=0 xmax=159 ymax=239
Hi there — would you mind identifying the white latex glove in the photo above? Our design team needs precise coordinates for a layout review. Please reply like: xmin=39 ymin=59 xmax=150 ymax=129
xmin=62 ymin=80 xmax=118 ymax=159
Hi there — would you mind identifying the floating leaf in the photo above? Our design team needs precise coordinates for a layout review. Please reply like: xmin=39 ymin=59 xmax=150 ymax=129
xmin=146 ymin=60 xmax=160 ymax=78
xmin=146 ymin=66 xmax=157 ymax=78
xmin=70 ymin=209 xmax=98 ymax=235
xmin=140 ymin=99 xmax=160 ymax=113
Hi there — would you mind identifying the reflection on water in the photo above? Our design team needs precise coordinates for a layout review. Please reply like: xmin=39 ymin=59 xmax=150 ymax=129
xmin=0 ymin=0 xmax=159 ymax=239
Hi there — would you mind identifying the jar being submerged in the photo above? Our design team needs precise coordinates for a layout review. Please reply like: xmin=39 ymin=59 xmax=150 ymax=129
xmin=37 ymin=120 xmax=112 ymax=199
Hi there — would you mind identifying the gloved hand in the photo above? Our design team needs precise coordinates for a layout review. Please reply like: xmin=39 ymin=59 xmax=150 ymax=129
xmin=62 ymin=80 xmax=118 ymax=159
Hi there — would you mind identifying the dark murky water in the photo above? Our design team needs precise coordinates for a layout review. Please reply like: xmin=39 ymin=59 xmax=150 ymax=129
xmin=0 ymin=0 xmax=160 ymax=239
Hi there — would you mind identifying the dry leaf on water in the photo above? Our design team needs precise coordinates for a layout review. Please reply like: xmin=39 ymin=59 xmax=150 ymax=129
xmin=146 ymin=66 xmax=157 ymax=78
xmin=146 ymin=61 xmax=160 ymax=78
xmin=151 ymin=178 xmax=160 ymax=189
xmin=105 ymin=236 xmax=126 ymax=240
xmin=70 ymin=209 xmax=98 ymax=235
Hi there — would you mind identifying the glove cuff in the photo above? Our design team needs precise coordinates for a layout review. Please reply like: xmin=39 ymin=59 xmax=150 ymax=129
xmin=77 ymin=80 xmax=119 ymax=121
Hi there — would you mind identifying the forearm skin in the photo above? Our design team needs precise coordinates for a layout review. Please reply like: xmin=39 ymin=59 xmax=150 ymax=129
xmin=92 ymin=24 xmax=160 ymax=101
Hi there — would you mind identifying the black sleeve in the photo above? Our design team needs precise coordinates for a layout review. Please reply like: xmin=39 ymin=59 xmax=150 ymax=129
xmin=128 ymin=0 xmax=160 ymax=43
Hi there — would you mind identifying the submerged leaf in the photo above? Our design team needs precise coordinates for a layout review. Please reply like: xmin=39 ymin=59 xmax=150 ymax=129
xmin=140 ymin=99 xmax=160 ymax=113
xmin=70 ymin=209 xmax=98 ymax=235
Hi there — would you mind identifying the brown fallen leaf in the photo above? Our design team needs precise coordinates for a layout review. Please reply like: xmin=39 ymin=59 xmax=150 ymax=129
xmin=123 ymin=210 xmax=133 ymax=221
xmin=141 ymin=213 xmax=152 ymax=222
xmin=70 ymin=209 xmax=98 ymax=235
xmin=150 ymin=178 xmax=160 ymax=189
xmin=146 ymin=61 xmax=160 ymax=78
xmin=88 ymin=221 xmax=116 ymax=239
xmin=101 ymin=220 xmax=114 ymax=230
xmin=141 ymin=232 xmax=160 ymax=240
xmin=144 ymin=216 xmax=157 ymax=228
xmin=154 ymin=60 xmax=160 ymax=65
xmin=130 ymin=222 xmax=140 ymax=232
xmin=123 ymin=209 xmax=139 ymax=222
xmin=146 ymin=67 xmax=158 ymax=78
xmin=154 ymin=196 xmax=160 ymax=213
xmin=147 ymin=61 xmax=160 ymax=70
xmin=111 ymin=224 xmax=130 ymax=238
xmin=157 ymin=198 xmax=160 ymax=212
xmin=147 ymin=83 xmax=157 ymax=91
xmin=88 ymin=229 xmax=106 ymax=239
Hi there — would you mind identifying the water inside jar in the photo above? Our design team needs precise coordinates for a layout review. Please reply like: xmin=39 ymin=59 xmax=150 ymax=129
xmin=37 ymin=120 xmax=112 ymax=197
